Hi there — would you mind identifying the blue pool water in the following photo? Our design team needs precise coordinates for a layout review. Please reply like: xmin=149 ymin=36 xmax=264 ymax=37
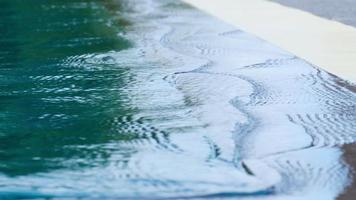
xmin=0 ymin=0 xmax=355 ymax=199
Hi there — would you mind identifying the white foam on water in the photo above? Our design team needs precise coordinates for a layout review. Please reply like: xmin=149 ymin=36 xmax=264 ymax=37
xmin=1 ymin=0 xmax=355 ymax=199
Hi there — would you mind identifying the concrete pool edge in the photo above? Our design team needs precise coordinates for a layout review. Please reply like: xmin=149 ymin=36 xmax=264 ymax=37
xmin=182 ymin=0 xmax=356 ymax=83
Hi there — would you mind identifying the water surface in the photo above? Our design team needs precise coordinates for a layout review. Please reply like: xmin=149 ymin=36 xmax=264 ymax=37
xmin=0 ymin=0 xmax=356 ymax=199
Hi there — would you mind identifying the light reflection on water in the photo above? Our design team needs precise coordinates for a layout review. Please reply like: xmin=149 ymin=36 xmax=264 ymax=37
xmin=1 ymin=0 xmax=356 ymax=199
xmin=0 ymin=0 xmax=134 ymax=176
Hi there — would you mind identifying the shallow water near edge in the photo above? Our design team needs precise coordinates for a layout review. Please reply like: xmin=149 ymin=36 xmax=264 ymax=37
xmin=0 ymin=0 xmax=355 ymax=199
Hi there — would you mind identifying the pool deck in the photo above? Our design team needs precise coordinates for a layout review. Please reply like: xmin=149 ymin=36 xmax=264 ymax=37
xmin=182 ymin=0 xmax=356 ymax=83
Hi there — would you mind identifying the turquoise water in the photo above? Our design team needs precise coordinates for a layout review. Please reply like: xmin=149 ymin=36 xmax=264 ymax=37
xmin=1 ymin=0 xmax=356 ymax=199
xmin=0 ymin=0 xmax=133 ymax=176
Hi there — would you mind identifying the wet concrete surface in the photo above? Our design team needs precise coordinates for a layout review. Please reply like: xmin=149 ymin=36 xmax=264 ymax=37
xmin=270 ymin=0 xmax=356 ymax=27
xmin=338 ymin=143 xmax=356 ymax=200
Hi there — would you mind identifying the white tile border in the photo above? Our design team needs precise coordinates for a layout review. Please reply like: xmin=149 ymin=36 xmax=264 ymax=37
xmin=183 ymin=0 xmax=356 ymax=83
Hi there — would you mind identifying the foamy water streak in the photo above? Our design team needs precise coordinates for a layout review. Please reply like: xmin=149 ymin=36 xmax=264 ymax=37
xmin=0 ymin=0 xmax=355 ymax=199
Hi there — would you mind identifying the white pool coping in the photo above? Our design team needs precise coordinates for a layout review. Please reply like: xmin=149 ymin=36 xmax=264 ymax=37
xmin=183 ymin=0 xmax=356 ymax=83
